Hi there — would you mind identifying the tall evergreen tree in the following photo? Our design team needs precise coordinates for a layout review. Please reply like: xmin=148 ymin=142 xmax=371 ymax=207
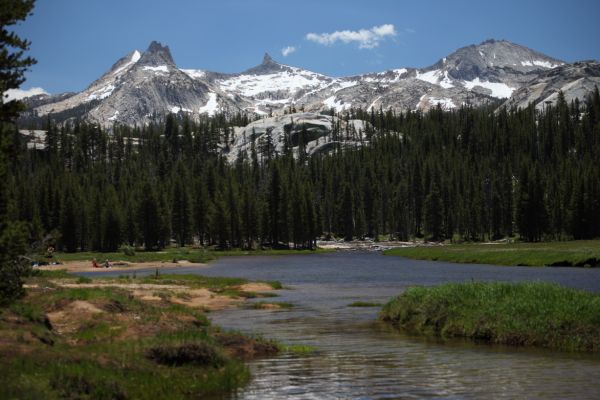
xmin=101 ymin=187 xmax=122 ymax=251
xmin=137 ymin=182 xmax=161 ymax=250
xmin=172 ymin=176 xmax=192 ymax=247
xmin=424 ymin=183 xmax=444 ymax=241
xmin=0 ymin=0 xmax=36 ymax=304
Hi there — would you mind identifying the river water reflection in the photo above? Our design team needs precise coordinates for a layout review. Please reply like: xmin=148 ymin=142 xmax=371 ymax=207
xmin=93 ymin=251 xmax=600 ymax=399
xmin=200 ymin=252 xmax=600 ymax=399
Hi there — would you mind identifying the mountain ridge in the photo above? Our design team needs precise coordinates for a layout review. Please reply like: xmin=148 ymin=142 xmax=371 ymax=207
xmin=19 ymin=39 xmax=599 ymax=126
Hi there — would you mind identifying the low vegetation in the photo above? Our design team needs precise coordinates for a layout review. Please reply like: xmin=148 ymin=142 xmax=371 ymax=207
xmin=348 ymin=301 xmax=382 ymax=307
xmin=278 ymin=344 xmax=316 ymax=355
xmin=250 ymin=301 xmax=294 ymax=310
xmin=0 ymin=270 xmax=285 ymax=399
xmin=379 ymin=282 xmax=600 ymax=352
xmin=44 ymin=246 xmax=331 ymax=265
xmin=384 ymin=240 xmax=600 ymax=267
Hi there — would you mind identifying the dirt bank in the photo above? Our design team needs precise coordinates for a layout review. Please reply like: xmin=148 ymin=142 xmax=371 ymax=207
xmin=37 ymin=260 xmax=208 ymax=273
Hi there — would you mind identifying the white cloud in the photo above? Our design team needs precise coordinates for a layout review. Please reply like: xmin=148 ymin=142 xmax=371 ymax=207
xmin=281 ymin=46 xmax=296 ymax=57
xmin=3 ymin=87 xmax=49 ymax=102
xmin=306 ymin=24 xmax=397 ymax=49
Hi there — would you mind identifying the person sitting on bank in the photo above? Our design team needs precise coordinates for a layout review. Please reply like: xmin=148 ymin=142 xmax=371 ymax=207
xmin=92 ymin=259 xmax=100 ymax=268
xmin=104 ymin=259 xmax=111 ymax=268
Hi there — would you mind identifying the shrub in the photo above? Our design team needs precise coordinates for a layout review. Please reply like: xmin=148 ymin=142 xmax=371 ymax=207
xmin=120 ymin=245 xmax=135 ymax=257
xmin=146 ymin=343 xmax=225 ymax=367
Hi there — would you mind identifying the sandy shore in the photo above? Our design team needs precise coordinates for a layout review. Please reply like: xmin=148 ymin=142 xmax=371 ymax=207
xmin=37 ymin=260 xmax=208 ymax=273
xmin=316 ymin=240 xmax=439 ymax=251
xmin=25 ymin=279 xmax=277 ymax=312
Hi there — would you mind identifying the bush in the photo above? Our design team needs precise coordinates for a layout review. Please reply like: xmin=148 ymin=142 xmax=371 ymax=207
xmin=50 ymin=373 xmax=127 ymax=400
xmin=120 ymin=245 xmax=135 ymax=257
xmin=146 ymin=343 xmax=225 ymax=367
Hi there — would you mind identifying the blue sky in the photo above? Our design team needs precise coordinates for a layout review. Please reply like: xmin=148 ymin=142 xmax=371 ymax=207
xmin=14 ymin=0 xmax=600 ymax=94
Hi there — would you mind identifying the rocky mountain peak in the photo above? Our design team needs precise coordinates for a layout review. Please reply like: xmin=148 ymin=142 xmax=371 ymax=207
xmin=241 ymin=52 xmax=285 ymax=75
xmin=428 ymin=39 xmax=564 ymax=81
xmin=21 ymin=38 xmax=599 ymax=128
xmin=138 ymin=41 xmax=175 ymax=66
xmin=263 ymin=52 xmax=274 ymax=64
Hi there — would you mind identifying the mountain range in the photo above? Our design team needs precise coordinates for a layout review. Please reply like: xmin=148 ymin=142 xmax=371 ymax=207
xmin=20 ymin=39 xmax=600 ymax=127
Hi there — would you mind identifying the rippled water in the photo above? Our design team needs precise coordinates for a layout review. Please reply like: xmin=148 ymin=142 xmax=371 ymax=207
xmin=87 ymin=252 xmax=600 ymax=398
xmin=202 ymin=252 xmax=600 ymax=400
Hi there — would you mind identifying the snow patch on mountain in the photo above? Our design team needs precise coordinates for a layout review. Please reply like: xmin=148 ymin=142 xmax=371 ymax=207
xmin=143 ymin=65 xmax=169 ymax=74
xmin=462 ymin=78 xmax=515 ymax=98
xmin=218 ymin=68 xmax=329 ymax=97
xmin=113 ymin=50 xmax=141 ymax=75
xmin=323 ymin=95 xmax=351 ymax=112
xmin=416 ymin=69 xmax=454 ymax=88
xmin=180 ymin=69 xmax=206 ymax=80
xmin=170 ymin=105 xmax=193 ymax=114
xmin=108 ymin=110 xmax=119 ymax=121
xmin=87 ymin=84 xmax=115 ymax=101
xmin=335 ymin=80 xmax=359 ymax=90
xmin=521 ymin=60 xmax=561 ymax=69
xmin=429 ymin=97 xmax=456 ymax=109
xmin=363 ymin=68 xmax=408 ymax=83
xmin=198 ymin=92 xmax=219 ymax=116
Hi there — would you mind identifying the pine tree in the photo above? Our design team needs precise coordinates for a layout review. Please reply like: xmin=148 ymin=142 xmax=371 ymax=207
xmin=210 ymin=191 xmax=230 ymax=248
xmin=341 ymin=184 xmax=354 ymax=241
xmin=268 ymin=166 xmax=281 ymax=245
xmin=424 ymin=183 xmax=443 ymax=241
xmin=172 ymin=176 xmax=192 ymax=247
xmin=124 ymin=199 xmax=137 ymax=246
xmin=137 ymin=182 xmax=161 ymax=250
xmin=193 ymin=179 xmax=209 ymax=245
xmin=0 ymin=0 xmax=36 ymax=304
xmin=101 ymin=187 xmax=122 ymax=251
xmin=59 ymin=187 xmax=79 ymax=252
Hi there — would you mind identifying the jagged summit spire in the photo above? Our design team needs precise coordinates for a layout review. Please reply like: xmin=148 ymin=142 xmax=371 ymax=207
xmin=240 ymin=51 xmax=284 ymax=75
xmin=139 ymin=41 xmax=175 ymax=66
xmin=263 ymin=52 xmax=274 ymax=64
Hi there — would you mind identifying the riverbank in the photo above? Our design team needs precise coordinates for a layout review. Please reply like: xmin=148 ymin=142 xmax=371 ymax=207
xmin=36 ymin=246 xmax=332 ymax=268
xmin=38 ymin=260 xmax=209 ymax=273
xmin=0 ymin=270 xmax=283 ymax=399
xmin=379 ymin=282 xmax=600 ymax=352
xmin=383 ymin=240 xmax=600 ymax=267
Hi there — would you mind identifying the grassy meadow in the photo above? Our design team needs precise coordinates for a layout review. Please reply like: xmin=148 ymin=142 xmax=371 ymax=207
xmin=384 ymin=240 xmax=600 ymax=267
xmin=0 ymin=270 xmax=286 ymax=399
xmin=379 ymin=282 xmax=600 ymax=352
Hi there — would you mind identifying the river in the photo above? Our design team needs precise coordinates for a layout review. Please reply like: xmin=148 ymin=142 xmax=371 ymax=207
xmin=89 ymin=251 xmax=600 ymax=399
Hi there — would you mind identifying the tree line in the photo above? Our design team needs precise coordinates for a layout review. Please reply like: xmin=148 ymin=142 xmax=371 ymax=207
xmin=7 ymin=88 xmax=600 ymax=253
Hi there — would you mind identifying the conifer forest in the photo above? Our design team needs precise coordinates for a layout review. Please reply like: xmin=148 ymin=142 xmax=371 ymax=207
xmin=10 ymin=89 xmax=600 ymax=252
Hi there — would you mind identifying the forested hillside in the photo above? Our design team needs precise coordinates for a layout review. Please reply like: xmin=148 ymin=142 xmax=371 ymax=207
xmin=10 ymin=88 xmax=600 ymax=252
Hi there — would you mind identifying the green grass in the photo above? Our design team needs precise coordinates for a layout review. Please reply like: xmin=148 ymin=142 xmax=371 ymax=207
xmin=30 ymin=269 xmax=73 ymax=279
xmin=379 ymin=282 xmax=600 ymax=352
xmin=384 ymin=240 xmax=600 ymax=267
xmin=348 ymin=301 xmax=382 ymax=307
xmin=0 ymin=346 xmax=249 ymax=400
xmin=48 ymin=247 xmax=214 ymax=264
xmin=137 ymin=273 xmax=249 ymax=290
xmin=47 ymin=246 xmax=331 ymax=264
xmin=279 ymin=344 xmax=316 ymax=355
xmin=0 ymin=273 xmax=283 ymax=399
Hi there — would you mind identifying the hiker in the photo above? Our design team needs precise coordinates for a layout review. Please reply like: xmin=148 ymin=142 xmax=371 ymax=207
xmin=92 ymin=259 xmax=100 ymax=268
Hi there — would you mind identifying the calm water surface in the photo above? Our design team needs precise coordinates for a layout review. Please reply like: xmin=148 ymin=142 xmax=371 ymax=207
xmin=90 ymin=252 xmax=600 ymax=399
